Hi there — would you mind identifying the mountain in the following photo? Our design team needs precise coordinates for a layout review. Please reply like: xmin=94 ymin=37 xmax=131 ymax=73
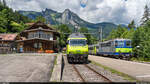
xmin=18 ymin=8 xmax=118 ymax=38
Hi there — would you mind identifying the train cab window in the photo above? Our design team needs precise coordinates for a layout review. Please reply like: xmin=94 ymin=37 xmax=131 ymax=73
xmin=115 ymin=41 xmax=124 ymax=47
xmin=69 ymin=39 xmax=86 ymax=46
xmin=126 ymin=41 xmax=131 ymax=47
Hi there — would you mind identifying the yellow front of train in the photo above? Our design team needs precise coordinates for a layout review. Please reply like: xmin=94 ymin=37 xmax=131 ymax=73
xmin=66 ymin=37 xmax=88 ymax=63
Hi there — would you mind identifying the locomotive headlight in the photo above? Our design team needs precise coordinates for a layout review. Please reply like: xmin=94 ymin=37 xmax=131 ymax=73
xmin=84 ymin=51 xmax=88 ymax=54
xmin=69 ymin=51 xmax=74 ymax=54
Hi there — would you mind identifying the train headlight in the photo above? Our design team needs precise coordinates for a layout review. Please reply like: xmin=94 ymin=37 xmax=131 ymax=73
xmin=69 ymin=52 xmax=73 ymax=54
xmin=84 ymin=51 xmax=88 ymax=54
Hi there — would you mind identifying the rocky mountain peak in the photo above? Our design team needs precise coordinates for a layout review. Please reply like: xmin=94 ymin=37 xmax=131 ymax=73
xmin=64 ymin=9 xmax=71 ymax=13
xmin=61 ymin=9 xmax=73 ymax=24
xmin=43 ymin=8 xmax=57 ymax=14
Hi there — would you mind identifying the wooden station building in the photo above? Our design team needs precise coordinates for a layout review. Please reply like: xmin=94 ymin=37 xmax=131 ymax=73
xmin=0 ymin=34 xmax=17 ymax=53
xmin=0 ymin=21 xmax=60 ymax=53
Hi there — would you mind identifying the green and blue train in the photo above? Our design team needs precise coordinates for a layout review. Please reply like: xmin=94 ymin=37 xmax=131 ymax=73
xmin=66 ymin=33 xmax=88 ymax=63
xmin=88 ymin=44 xmax=99 ymax=55
xmin=89 ymin=39 xmax=133 ymax=60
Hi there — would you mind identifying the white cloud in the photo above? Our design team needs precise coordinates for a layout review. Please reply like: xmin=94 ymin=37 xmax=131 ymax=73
xmin=6 ymin=0 xmax=149 ymax=25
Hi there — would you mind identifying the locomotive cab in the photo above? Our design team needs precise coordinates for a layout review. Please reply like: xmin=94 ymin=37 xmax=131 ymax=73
xmin=66 ymin=33 xmax=88 ymax=63
xmin=115 ymin=40 xmax=132 ymax=54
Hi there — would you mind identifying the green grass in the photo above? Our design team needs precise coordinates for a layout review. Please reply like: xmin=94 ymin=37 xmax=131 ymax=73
xmin=54 ymin=55 xmax=57 ymax=65
xmin=91 ymin=60 xmax=139 ymax=82
xmin=50 ymin=55 xmax=57 ymax=78
xmin=131 ymin=57 xmax=150 ymax=62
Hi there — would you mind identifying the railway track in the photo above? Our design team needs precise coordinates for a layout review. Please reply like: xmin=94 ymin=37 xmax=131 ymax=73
xmin=72 ymin=64 xmax=85 ymax=82
xmin=72 ymin=64 xmax=112 ymax=82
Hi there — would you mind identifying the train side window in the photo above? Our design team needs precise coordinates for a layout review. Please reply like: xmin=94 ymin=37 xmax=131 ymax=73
xmin=67 ymin=40 xmax=69 ymax=44
xmin=101 ymin=43 xmax=105 ymax=47
xmin=115 ymin=41 xmax=124 ymax=47
xmin=107 ymin=42 xmax=111 ymax=46
xmin=126 ymin=41 xmax=131 ymax=47
xmin=115 ymin=41 xmax=118 ymax=47
xmin=90 ymin=47 xmax=91 ymax=50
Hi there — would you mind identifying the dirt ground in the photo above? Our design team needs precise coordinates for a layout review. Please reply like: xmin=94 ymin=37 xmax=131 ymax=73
xmin=0 ymin=53 xmax=56 ymax=82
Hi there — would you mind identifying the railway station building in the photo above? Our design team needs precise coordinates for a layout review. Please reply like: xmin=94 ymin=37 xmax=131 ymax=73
xmin=0 ymin=34 xmax=17 ymax=54
xmin=0 ymin=21 xmax=60 ymax=53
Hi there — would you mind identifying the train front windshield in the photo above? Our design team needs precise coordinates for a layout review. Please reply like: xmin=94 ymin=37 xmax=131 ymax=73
xmin=126 ymin=40 xmax=132 ymax=47
xmin=115 ymin=41 xmax=124 ymax=47
xmin=115 ymin=40 xmax=131 ymax=48
xmin=69 ymin=39 xmax=86 ymax=46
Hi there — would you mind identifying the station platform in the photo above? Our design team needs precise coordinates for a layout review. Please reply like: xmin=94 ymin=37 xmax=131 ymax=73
xmin=89 ymin=55 xmax=150 ymax=82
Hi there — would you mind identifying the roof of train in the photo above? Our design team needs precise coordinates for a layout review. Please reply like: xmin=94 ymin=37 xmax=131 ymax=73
xmin=113 ymin=38 xmax=131 ymax=41
xmin=99 ymin=38 xmax=131 ymax=44
xmin=68 ymin=33 xmax=86 ymax=38
xmin=89 ymin=44 xmax=99 ymax=47
xmin=89 ymin=38 xmax=131 ymax=47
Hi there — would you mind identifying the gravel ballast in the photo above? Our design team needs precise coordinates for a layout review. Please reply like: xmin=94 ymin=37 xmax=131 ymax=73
xmin=61 ymin=55 xmax=129 ymax=82
xmin=61 ymin=55 xmax=82 ymax=82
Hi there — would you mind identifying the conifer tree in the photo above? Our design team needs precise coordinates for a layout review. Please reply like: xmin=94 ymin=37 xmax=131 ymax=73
xmin=2 ymin=0 xmax=6 ymax=6
xmin=128 ymin=20 xmax=136 ymax=29
xmin=141 ymin=5 xmax=150 ymax=25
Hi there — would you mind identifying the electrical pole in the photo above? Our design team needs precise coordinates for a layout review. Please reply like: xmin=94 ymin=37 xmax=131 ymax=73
xmin=98 ymin=27 xmax=103 ymax=50
xmin=101 ymin=27 xmax=103 ymax=42
xmin=74 ymin=24 xmax=79 ymax=33
xmin=99 ymin=27 xmax=101 ymax=42
xmin=99 ymin=27 xmax=103 ymax=42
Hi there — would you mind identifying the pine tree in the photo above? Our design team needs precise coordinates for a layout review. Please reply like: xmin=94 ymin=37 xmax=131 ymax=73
xmin=35 ymin=16 xmax=46 ymax=23
xmin=2 ymin=0 xmax=6 ymax=7
xmin=128 ymin=20 xmax=135 ymax=29
xmin=141 ymin=5 xmax=150 ymax=25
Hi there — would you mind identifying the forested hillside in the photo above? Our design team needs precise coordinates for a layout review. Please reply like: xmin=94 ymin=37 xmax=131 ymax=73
xmin=0 ymin=0 xmax=31 ymax=33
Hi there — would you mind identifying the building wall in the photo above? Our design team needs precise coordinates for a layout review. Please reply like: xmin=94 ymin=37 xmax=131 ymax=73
xmin=28 ymin=31 xmax=54 ymax=40
xmin=0 ymin=41 xmax=16 ymax=54
xmin=17 ymin=40 xmax=54 ymax=53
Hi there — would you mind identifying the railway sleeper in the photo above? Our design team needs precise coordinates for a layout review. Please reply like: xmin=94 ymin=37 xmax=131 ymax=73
xmin=67 ymin=55 xmax=88 ymax=63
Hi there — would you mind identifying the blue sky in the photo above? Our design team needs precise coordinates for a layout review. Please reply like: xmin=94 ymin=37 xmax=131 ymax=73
xmin=6 ymin=0 xmax=150 ymax=25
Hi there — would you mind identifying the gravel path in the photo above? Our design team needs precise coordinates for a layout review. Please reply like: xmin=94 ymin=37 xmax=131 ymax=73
xmin=0 ymin=53 xmax=56 ymax=82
